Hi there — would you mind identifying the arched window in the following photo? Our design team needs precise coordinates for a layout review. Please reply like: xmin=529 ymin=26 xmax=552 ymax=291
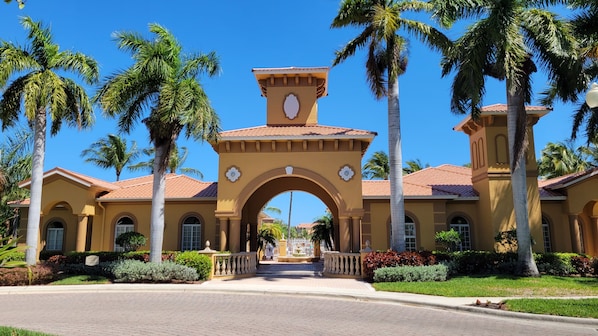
xmin=181 ymin=216 xmax=201 ymax=251
xmin=450 ymin=216 xmax=471 ymax=251
xmin=542 ymin=216 xmax=552 ymax=253
xmin=114 ymin=216 xmax=134 ymax=252
xmin=405 ymin=216 xmax=416 ymax=251
xmin=46 ymin=221 xmax=64 ymax=251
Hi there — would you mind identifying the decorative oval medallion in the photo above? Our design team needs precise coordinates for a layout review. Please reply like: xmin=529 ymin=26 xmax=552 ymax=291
xmin=283 ymin=93 xmax=300 ymax=120
xmin=225 ymin=166 xmax=241 ymax=182
xmin=338 ymin=165 xmax=355 ymax=182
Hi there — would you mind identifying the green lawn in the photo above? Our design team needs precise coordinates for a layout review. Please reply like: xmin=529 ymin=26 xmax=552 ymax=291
xmin=373 ymin=275 xmax=598 ymax=297
xmin=0 ymin=326 xmax=56 ymax=336
xmin=373 ymin=275 xmax=598 ymax=318
xmin=49 ymin=275 xmax=111 ymax=285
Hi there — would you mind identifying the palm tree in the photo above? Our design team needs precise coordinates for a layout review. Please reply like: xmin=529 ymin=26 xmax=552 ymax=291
xmin=128 ymin=144 xmax=204 ymax=179
xmin=3 ymin=0 xmax=24 ymax=9
xmin=403 ymin=158 xmax=429 ymax=175
xmin=0 ymin=17 xmax=98 ymax=265
xmin=311 ymin=211 xmax=334 ymax=251
xmin=81 ymin=134 xmax=139 ymax=181
xmin=435 ymin=0 xmax=579 ymax=276
xmin=362 ymin=150 xmax=389 ymax=180
xmin=567 ymin=1 xmax=598 ymax=143
xmin=537 ymin=141 xmax=595 ymax=179
xmin=332 ymin=0 xmax=450 ymax=252
xmin=95 ymin=23 xmax=220 ymax=263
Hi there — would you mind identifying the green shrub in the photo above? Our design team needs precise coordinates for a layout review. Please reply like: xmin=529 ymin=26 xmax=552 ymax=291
xmin=110 ymin=260 xmax=198 ymax=283
xmin=115 ymin=231 xmax=146 ymax=252
xmin=373 ymin=264 xmax=449 ymax=283
xmin=174 ymin=251 xmax=212 ymax=280
xmin=435 ymin=229 xmax=461 ymax=252
xmin=363 ymin=251 xmax=437 ymax=282
xmin=534 ymin=252 xmax=576 ymax=275
xmin=450 ymin=251 xmax=517 ymax=274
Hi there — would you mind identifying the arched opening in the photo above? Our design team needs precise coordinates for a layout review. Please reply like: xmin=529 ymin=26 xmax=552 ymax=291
xmin=240 ymin=176 xmax=339 ymax=255
xmin=114 ymin=216 xmax=135 ymax=252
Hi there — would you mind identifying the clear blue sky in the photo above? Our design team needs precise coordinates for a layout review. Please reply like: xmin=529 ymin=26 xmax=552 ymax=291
xmin=0 ymin=1 xmax=583 ymax=227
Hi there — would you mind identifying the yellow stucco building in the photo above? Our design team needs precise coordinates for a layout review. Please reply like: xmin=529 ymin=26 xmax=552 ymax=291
xmin=12 ymin=67 xmax=598 ymax=259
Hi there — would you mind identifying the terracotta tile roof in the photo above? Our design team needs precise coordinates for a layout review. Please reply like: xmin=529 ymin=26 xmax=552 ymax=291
xmin=480 ymin=104 xmax=549 ymax=113
xmin=18 ymin=167 xmax=119 ymax=191
xmin=218 ymin=124 xmax=377 ymax=140
xmin=99 ymin=174 xmax=217 ymax=201
xmin=539 ymin=167 xmax=598 ymax=191
xmin=363 ymin=164 xmax=478 ymax=199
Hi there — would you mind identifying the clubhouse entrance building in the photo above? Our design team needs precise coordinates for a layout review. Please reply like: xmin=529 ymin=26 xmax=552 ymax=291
xmin=13 ymin=67 xmax=598 ymax=262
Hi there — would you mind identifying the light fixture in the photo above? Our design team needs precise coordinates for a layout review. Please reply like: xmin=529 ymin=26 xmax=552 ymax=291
xmin=585 ymin=82 xmax=598 ymax=108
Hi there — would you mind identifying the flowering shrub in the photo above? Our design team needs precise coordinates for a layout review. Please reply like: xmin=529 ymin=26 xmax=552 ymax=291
xmin=363 ymin=251 xmax=436 ymax=282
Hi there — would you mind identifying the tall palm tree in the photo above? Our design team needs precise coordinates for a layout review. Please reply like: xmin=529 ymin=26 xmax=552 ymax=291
xmin=332 ymin=0 xmax=449 ymax=251
xmin=362 ymin=150 xmax=389 ymax=180
xmin=537 ymin=141 xmax=595 ymax=179
xmin=0 ymin=17 xmax=98 ymax=265
xmin=95 ymin=23 xmax=220 ymax=263
xmin=81 ymin=134 xmax=139 ymax=181
xmin=128 ymin=144 xmax=204 ymax=179
xmin=435 ymin=0 xmax=579 ymax=276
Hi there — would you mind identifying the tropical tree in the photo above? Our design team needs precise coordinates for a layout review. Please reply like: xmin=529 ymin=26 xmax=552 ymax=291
xmin=95 ymin=23 xmax=220 ymax=263
xmin=0 ymin=128 xmax=32 ymax=239
xmin=362 ymin=150 xmax=389 ymax=180
xmin=311 ymin=210 xmax=334 ymax=251
xmin=128 ymin=144 xmax=204 ymax=179
xmin=567 ymin=1 xmax=598 ymax=143
xmin=537 ymin=141 xmax=596 ymax=179
xmin=332 ymin=0 xmax=450 ymax=252
xmin=0 ymin=17 xmax=98 ymax=265
xmin=81 ymin=134 xmax=139 ymax=181
xmin=403 ymin=158 xmax=429 ymax=175
xmin=435 ymin=0 xmax=580 ymax=276
xmin=256 ymin=222 xmax=284 ymax=255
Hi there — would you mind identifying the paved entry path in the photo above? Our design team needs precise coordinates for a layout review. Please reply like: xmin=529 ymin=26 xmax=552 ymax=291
xmin=202 ymin=260 xmax=375 ymax=293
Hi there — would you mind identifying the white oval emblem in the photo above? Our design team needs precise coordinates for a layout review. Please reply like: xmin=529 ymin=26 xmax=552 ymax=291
xmin=283 ymin=94 xmax=299 ymax=120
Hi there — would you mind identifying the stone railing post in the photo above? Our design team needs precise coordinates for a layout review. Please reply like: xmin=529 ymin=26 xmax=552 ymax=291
xmin=198 ymin=240 xmax=218 ymax=280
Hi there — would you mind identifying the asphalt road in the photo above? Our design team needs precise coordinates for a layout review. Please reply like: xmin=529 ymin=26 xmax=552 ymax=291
xmin=2 ymin=291 xmax=596 ymax=336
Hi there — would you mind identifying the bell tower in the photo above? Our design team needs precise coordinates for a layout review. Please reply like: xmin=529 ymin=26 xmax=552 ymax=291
xmin=252 ymin=67 xmax=328 ymax=126
xmin=454 ymin=104 xmax=550 ymax=251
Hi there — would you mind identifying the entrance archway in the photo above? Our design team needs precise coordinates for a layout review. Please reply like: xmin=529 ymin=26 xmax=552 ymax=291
xmin=241 ymin=176 xmax=340 ymax=253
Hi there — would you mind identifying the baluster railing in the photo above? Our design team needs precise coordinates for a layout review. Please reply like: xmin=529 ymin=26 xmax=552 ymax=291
xmin=322 ymin=251 xmax=362 ymax=278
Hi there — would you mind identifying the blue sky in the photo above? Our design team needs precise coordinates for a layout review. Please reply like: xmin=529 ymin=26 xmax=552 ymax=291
xmin=0 ymin=1 xmax=584 ymax=227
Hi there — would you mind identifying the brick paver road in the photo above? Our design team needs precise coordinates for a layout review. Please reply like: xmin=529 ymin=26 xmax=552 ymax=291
xmin=2 ymin=291 xmax=596 ymax=336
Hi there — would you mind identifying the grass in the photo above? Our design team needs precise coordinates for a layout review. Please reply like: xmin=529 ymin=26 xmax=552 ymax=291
xmin=0 ymin=326 xmax=56 ymax=336
xmin=49 ymin=275 xmax=111 ymax=285
xmin=372 ymin=275 xmax=598 ymax=297
xmin=503 ymin=298 xmax=598 ymax=318
xmin=373 ymin=275 xmax=598 ymax=318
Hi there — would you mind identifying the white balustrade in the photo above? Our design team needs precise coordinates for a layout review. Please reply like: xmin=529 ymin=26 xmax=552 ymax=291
xmin=212 ymin=252 xmax=257 ymax=278
xmin=322 ymin=251 xmax=362 ymax=277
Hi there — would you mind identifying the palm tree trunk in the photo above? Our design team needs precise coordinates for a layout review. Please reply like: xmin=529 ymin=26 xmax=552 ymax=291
xmin=388 ymin=77 xmax=406 ymax=252
xmin=25 ymin=108 xmax=46 ymax=265
xmin=149 ymin=143 xmax=168 ymax=263
xmin=506 ymin=85 xmax=539 ymax=277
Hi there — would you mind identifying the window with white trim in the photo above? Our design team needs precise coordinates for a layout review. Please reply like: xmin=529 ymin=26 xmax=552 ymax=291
xmin=181 ymin=216 xmax=201 ymax=251
xmin=114 ymin=217 xmax=134 ymax=252
xmin=405 ymin=216 xmax=416 ymax=251
xmin=542 ymin=217 xmax=552 ymax=253
xmin=46 ymin=222 xmax=64 ymax=251
xmin=450 ymin=216 xmax=471 ymax=251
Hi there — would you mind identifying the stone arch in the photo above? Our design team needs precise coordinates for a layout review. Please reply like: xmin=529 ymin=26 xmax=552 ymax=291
xmin=235 ymin=167 xmax=347 ymax=219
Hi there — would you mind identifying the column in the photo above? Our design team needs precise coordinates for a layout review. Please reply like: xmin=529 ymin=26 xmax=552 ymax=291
xmin=568 ymin=214 xmax=582 ymax=253
xmin=339 ymin=217 xmax=350 ymax=253
xmin=351 ymin=217 xmax=361 ymax=252
xmin=219 ymin=217 xmax=228 ymax=252
xmin=229 ymin=218 xmax=241 ymax=253
xmin=76 ymin=215 xmax=88 ymax=252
